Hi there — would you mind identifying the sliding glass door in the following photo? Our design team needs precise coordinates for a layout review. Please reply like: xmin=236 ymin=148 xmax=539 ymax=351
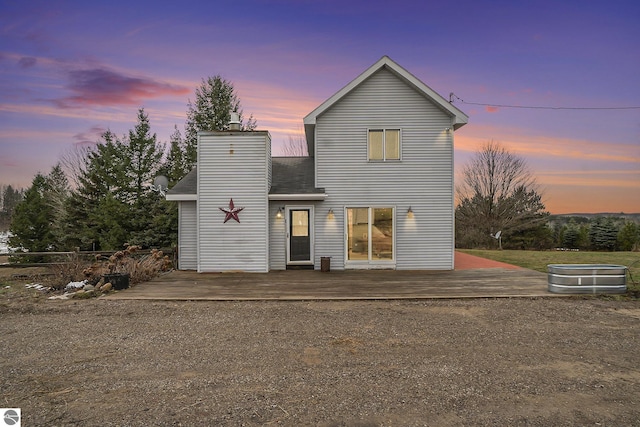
xmin=346 ymin=207 xmax=394 ymax=263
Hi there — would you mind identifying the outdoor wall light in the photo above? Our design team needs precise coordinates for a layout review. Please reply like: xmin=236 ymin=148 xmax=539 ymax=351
xmin=327 ymin=208 xmax=335 ymax=219
xmin=276 ymin=207 xmax=283 ymax=219
xmin=445 ymin=127 xmax=451 ymax=132
xmin=407 ymin=206 xmax=414 ymax=219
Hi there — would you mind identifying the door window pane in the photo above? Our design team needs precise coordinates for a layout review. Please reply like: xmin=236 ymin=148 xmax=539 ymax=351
xmin=372 ymin=208 xmax=393 ymax=259
xmin=347 ymin=208 xmax=369 ymax=260
xmin=291 ymin=210 xmax=309 ymax=237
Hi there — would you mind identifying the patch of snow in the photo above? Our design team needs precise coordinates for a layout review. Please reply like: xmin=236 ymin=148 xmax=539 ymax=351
xmin=64 ymin=280 xmax=87 ymax=292
xmin=0 ymin=231 xmax=15 ymax=254
xmin=25 ymin=283 xmax=51 ymax=292
xmin=48 ymin=293 xmax=74 ymax=300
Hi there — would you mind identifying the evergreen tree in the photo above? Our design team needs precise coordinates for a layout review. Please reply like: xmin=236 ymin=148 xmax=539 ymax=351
xmin=617 ymin=221 xmax=639 ymax=251
xmin=163 ymin=125 xmax=189 ymax=185
xmin=129 ymin=193 xmax=177 ymax=248
xmin=0 ymin=185 xmax=24 ymax=230
xmin=63 ymin=112 xmax=174 ymax=250
xmin=184 ymin=76 xmax=256 ymax=167
xmin=93 ymin=194 xmax=131 ymax=250
xmin=122 ymin=108 xmax=164 ymax=203
xmin=121 ymin=109 xmax=175 ymax=248
xmin=552 ymin=222 xmax=566 ymax=248
xmin=9 ymin=174 xmax=55 ymax=253
xmin=576 ymin=224 xmax=590 ymax=250
xmin=62 ymin=130 xmax=127 ymax=250
xmin=44 ymin=163 xmax=70 ymax=250
xmin=562 ymin=221 xmax=580 ymax=249
xmin=589 ymin=217 xmax=619 ymax=251
xmin=79 ymin=130 xmax=127 ymax=200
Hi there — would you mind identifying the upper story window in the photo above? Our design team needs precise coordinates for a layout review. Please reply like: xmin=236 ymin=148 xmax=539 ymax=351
xmin=368 ymin=129 xmax=400 ymax=161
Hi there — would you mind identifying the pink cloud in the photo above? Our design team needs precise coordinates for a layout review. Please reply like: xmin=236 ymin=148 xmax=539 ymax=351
xmin=455 ymin=125 xmax=639 ymax=164
xmin=234 ymin=79 xmax=320 ymax=137
xmin=73 ymin=126 xmax=107 ymax=146
xmin=0 ymin=158 xmax=18 ymax=168
xmin=485 ymin=106 xmax=499 ymax=113
xmin=453 ymin=126 xmax=640 ymax=213
xmin=54 ymin=68 xmax=190 ymax=108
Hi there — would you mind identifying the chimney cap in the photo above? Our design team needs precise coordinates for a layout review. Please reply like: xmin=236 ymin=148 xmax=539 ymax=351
xmin=229 ymin=112 xmax=241 ymax=130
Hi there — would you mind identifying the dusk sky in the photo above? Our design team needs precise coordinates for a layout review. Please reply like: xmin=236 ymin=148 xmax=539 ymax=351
xmin=1 ymin=0 xmax=639 ymax=214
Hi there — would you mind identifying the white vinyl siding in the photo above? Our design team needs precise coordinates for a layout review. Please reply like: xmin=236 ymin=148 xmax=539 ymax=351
xmin=269 ymin=203 xmax=286 ymax=270
xmin=197 ymin=132 xmax=270 ymax=272
xmin=314 ymin=67 xmax=455 ymax=270
xmin=178 ymin=201 xmax=197 ymax=270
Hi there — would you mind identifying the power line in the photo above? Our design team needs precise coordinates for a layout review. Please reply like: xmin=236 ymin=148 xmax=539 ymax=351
xmin=449 ymin=93 xmax=640 ymax=111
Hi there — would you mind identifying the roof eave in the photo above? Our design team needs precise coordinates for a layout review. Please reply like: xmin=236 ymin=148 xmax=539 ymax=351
xmin=166 ymin=194 xmax=197 ymax=201
xmin=303 ymin=55 xmax=469 ymax=128
xmin=268 ymin=193 xmax=328 ymax=201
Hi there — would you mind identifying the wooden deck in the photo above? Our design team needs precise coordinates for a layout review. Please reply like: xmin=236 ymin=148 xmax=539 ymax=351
xmin=105 ymin=267 xmax=554 ymax=301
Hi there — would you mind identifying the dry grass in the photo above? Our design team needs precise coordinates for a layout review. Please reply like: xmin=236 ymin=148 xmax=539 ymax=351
xmin=1 ymin=246 xmax=173 ymax=291
xmin=82 ymin=245 xmax=172 ymax=285
xmin=458 ymin=249 xmax=640 ymax=296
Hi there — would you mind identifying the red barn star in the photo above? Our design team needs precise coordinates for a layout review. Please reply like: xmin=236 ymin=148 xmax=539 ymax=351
xmin=219 ymin=198 xmax=244 ymax=223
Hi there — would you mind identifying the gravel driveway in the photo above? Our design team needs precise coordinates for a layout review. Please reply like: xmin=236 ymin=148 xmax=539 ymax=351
xmin=2 ymin=295 xmax=639 ymax=426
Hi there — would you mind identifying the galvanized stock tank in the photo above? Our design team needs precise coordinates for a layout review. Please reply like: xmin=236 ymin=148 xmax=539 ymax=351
xmin=547 ymin=264 xmax=627 ymax=294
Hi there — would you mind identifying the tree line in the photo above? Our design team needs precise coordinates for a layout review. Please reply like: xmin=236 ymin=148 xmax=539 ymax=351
xmin=8 ymin=76 xmax=255 ymax=253
xmin=455 ymin=141 xmax=640 ymax=251
xmin=548 ymin=215 xmax=640 ymax=252
xmin=5 ymin=83 xmax=638 ymax=254
xmin=0 ymin=185 xmax=24 ymax=230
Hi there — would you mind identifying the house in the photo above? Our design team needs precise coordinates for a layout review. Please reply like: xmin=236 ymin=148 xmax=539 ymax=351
xmin=166 ymin=56 xmax=468 ymax=272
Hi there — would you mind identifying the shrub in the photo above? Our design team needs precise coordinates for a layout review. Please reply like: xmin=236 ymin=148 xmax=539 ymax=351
xmin=48 ymin=244 xmax=172 ymax=290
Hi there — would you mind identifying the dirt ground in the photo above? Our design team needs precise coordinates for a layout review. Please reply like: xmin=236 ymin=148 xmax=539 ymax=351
xmin=1 ymin=277 xmax=639 ymax=427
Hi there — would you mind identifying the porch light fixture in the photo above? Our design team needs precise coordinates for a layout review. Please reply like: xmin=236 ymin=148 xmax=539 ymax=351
xmin=407 ymin=206 xmax=414 ymax=219
xmin=445 ymin=127 xmax=451 ymax=132
xmin=327 ymin=208 xmax=335 ymax=219
xmin=276 ymin=207 xmax=283 ymax=219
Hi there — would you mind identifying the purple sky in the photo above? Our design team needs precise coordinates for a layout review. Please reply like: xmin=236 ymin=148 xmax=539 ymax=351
xmin=1 ymin=0 xmax=639 ymax=213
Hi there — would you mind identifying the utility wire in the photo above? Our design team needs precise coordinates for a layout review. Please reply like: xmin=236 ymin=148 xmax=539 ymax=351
xmin=449 ymin=93 xmax=640 ymax=110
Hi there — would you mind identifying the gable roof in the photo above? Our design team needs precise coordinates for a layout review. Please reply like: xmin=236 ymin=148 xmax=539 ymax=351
xmin=303 ymin=56 xmax=469 ymax=155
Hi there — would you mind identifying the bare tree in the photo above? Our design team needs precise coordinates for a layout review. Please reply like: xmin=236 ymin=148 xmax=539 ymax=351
xmin=455 ymin=140 xmax=548 ymax=249
xmin=281 ymin=131 xmax=308 ymax=157
xmin=456 ymin=140 xmax=536 ymax=205
xmin=60 ymin=144 xmax=94 ymax=189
